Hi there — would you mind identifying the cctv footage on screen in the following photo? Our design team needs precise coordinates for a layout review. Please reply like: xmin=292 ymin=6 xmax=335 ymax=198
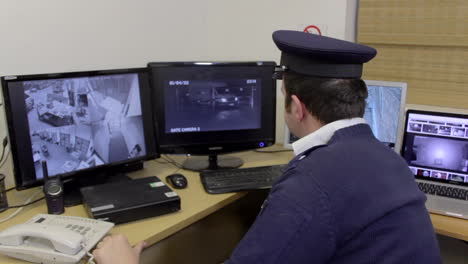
xmin=21 ymin=74 xmax=147 ymax=179
xmin=402 ymin=113 xmax=468 ymax=183
xmin=164 ymin=79 xmax=262 ymax=133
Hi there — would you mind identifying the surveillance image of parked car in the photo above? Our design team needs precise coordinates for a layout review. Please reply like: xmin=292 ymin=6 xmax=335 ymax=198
xmin=164 ymin=79 xmax=262 ymax=133
xmin=23 ymin=74 xmax=146 ymax=179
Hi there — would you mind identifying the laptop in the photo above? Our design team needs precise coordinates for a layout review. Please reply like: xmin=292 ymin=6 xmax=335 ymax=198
xmin=283 ymin=80 xmax=407 ymax=151
xmin=401 ymin=109 xmax=468 ymax=219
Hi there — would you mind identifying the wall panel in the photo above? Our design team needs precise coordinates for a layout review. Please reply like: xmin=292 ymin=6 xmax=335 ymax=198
xmin=359 ymin=0 xmax=468 ymax=109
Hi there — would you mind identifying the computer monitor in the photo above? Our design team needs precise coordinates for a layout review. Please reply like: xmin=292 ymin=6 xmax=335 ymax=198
xmin=1 ymin=68 xmax=158 ymax=204
xmin=283 ymin=80 xmax=407 ymax=151
xmin=401 ymin=109 xmax=468 ymax=186
xmin=149 ymin=61 xmax=276 ymax=171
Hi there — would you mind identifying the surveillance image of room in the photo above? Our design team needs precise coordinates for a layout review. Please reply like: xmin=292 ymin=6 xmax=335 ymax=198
xmin=408 ymin=122 xmax=423 ymax=132
xmin=164 ymin=79 xmax=262 ymax=133
xmin=405 ymin=135 xmax=468 ymax=172
xmin=23 ymin=79 xmax=76 ymax=131
xmin=24 ymin=73 xmax=144 ymax=131
xmin=30 ymin=125 xmax=98 ymax=179
xmin=28 ymin=73 xmax=146 ymax=178
xmin=417 ymin=169 xmax=432 ymax=177
xmin=86 ymin=73 xmax=147 ymax=164
xmin=422 ymin=124 xmax=439 ymax=134
xmin=431 ymin=171 xmax=448 ymax=180
xmin=452 ymin=127 xmax=465 ymax=137
xmin=449 ymin=174 xmax=466 ymax=182
xmin=438 ymin=126 xmax=452 ymax=136
xmin=91 ymin=115 xmax=146 ymax=164
xmin=364 ymin=85 xmax=402 ymax=145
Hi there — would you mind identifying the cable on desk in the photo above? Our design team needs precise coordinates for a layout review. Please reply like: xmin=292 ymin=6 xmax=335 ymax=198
xmin=157 ymin=155 xmax=185 ymax=169
xmin=0 ymin=190 xmax=43 ymax=223
xmin=254 ymin=149 xmax=292 ymax=153
xmin=0 ymin=148 xmax=10 ymax=169
xmin=3 ymin=186 xmax=15 ymax=193
xmin=4 ymin=196 xmax=45 ymax=209
xmin=0 ymin=137 xmax=9 ymax=169
xmin=0 ymin=137 xmax=7 ymax=164
xmin=164 ymin=155 xmax=184 ymax=167
xmin=154 ymin=159 xmax=175 ymax=166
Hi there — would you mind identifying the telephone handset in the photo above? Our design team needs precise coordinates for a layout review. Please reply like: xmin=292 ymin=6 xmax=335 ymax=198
xmin=0 ymin=223 xmax=84 ymax=255
xmin=0 ymin=214 xmax=114 ymax=264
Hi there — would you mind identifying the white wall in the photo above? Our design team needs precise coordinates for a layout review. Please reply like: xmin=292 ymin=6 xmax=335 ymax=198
xmin=0 ymin=0 xmax=355 ymax=188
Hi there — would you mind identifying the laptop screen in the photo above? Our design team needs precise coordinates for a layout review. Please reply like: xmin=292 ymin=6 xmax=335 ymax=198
xmin=401 ymin=110 xmax=468 ymax=187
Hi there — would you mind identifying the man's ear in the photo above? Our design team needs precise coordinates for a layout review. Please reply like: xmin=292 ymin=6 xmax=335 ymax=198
xmin=290 ymin=95 xmax=305 ymax=121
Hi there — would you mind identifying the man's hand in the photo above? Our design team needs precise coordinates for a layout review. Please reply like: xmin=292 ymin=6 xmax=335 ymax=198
xmin=92 ymin=234 xmax=147 ymax=264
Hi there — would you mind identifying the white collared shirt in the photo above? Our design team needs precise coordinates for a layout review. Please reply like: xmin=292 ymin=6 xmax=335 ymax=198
xmin=292 ymin=118 xmax=367 ymax=156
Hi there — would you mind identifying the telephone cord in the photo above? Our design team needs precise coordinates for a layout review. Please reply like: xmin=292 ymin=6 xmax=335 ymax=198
xmin=86 ymin=249 xmax=96 ymax=264
xmin=0 ymin=190 xmax=42 ymax=223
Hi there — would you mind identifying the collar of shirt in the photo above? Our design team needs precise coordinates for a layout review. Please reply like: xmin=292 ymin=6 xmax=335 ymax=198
xmin=292 ymin=117 xmax=367 ymax=156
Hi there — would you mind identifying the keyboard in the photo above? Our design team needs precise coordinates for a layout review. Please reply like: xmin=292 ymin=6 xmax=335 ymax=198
xmin=417 ymin=182 xmax=468 ymax=200
xmin=200 ymin=164 xmax=287 ymax=194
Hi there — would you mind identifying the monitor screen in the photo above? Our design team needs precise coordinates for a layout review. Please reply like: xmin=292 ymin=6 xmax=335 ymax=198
xmin=2 ymin=68 xmax=157 ymax=189
xmin=401 ymin=110 xmax=468 ymax=187
xmin=164 ymin=78 xmax=262 ymax=133
xmin=283 ymin=80 xmax=407 ymax=151
xmin=149 ymin=62 xmax=276 ymax=170
xmin=364 ymin=80 xmax=407 ymax=149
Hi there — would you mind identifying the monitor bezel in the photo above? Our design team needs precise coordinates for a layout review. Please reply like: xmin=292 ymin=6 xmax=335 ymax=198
xmin=283 ymin=127 xmax=293 ymax=150
xmin=401 ymin=109 xmax=468 ymax=187
xmin=1 ymin=68 xmax=159 ymax=190
xmin=283 ymin=79 xmax=408 ymax=151
xmin=148 ymin=61 xmax=277 ymax=155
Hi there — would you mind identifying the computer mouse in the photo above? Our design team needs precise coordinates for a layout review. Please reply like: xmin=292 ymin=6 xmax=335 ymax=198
xmin=166 ymin=173 xmax=188 ymax=189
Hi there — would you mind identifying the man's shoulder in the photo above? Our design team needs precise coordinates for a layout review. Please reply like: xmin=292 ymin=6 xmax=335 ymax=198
xmin=277 ymin=137 xmax=416 ymax=205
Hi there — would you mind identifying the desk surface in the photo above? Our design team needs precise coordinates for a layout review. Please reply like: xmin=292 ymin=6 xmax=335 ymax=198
xmin=0 ymin=149 xmax=291 ymax=263
xmin=0 ymin=148 xmax=467 ymax=264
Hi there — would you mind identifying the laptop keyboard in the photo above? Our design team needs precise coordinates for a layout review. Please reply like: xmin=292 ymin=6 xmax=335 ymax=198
xmin=418 ymin=182 xmax=468 ymax=201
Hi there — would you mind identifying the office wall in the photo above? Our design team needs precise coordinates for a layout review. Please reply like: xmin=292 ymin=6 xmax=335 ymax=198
xmin=0 ymin=0 xmax=356 ymax=188
xmin=358 ymin=0 xmax=468 ymax=108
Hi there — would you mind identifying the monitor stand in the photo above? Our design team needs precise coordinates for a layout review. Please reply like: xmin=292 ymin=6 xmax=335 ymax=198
xmin=182 ymin=153 xmax=243 ymax=171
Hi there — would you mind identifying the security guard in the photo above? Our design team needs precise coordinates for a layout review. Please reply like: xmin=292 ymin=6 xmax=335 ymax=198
xmin=225 ymin=30 xmax=441 ymax=263
xmin=93 ymin=31 xmax=442 ymax=264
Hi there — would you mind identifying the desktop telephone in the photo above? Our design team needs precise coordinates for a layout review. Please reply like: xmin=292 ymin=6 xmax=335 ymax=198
xmin=0 ymin=214 xmax=114 ymax=264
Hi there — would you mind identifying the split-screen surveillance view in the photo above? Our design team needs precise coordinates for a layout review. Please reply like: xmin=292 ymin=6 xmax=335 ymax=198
xmin=22 ymin=73 xmax=147 ymax=179
xmin=164 ymin=79 xmax=262 ymax=133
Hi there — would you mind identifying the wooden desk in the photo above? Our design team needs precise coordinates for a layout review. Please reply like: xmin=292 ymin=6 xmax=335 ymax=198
xmin=0 ymin=148 xmax=467 ymax=263
xmin=430 ymin=214 xmax=468 ymax=241
xmin=0 ymin=149 xmax=292 ymax=264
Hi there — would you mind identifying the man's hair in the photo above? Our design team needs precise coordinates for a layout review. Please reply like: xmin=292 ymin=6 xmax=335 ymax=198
xmin=284 ymin=72 xmax=368 ymax=124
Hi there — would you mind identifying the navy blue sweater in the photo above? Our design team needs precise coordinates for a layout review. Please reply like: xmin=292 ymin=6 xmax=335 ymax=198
xmin=227 ymin=124 xmax=441 ymax=264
